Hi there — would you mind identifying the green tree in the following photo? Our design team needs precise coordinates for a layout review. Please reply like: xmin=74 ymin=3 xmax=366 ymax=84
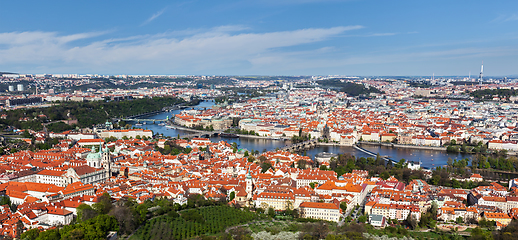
xmin=470 ymin=227 xmax=493 ymax=240
xmin=340 ymin=202 xmax=347 ymax=213
xmin=20 ymin=228 xmax=40 ymax=240
xmin=22 ymin=130 xmax=32 ymax=138
xmin=93 ymin=192 xmax=112 ymax=215
xmin=36 ymin=228 xmax=60 ymax=240
xmin=229 ymin=191 xmax=236 ymax=201
xmin=447 ymin=157 xmax=453 ymax=167
xmin=76 ymin=203 xmax=98 ymax=222
xmin=395 ymin=159 xmax=407 ymax=169
xmin=297 ymin=159 xmax=307 ymax=169
xmin=407 ymin=213 xmax=418 ymax=230
xmin=267 ymin=207 xmax=275 ymax=218
xmin=16 ymin=220 xmax=24 ymax=238
xmin=0 ymin=196 xmax=11 ymax=206
xmin=380 ymin=171 xmax=390 ymax=180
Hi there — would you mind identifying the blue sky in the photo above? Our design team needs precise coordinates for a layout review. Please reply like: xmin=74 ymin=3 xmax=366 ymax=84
xmin=0 ymin=0 xmax=517 ymax=76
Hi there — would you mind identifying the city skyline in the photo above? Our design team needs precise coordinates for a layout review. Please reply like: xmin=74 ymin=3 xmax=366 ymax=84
xmin=1 ymin=0 xmax=518 ymax=76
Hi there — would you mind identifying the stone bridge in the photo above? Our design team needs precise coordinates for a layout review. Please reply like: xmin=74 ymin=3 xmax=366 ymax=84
xmin=122 ymin=116 xmax=169 ymax=123
xmin=281 ymin=139 xmax=318 ymax=152
xmin=179 ymin=132 xmax=217 ymax=139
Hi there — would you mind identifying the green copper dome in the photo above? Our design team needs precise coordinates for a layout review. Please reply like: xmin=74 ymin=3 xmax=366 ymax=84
xmin=86 ymin=146 xmax=101 ymax=160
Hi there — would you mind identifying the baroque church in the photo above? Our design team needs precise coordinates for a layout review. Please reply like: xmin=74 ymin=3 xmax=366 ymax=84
xmin=64 ymin=143 xmax=112 ymax=185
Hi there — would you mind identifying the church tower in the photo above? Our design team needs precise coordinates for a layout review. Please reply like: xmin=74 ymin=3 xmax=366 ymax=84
xmin=101 ymin=144 xmax=112 ymax=180
xmin=245 ymin=168 xmax=253 ymax=199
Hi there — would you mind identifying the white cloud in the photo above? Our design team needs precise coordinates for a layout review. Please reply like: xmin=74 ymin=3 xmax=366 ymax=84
xmin=141 ymin=8 xmax=167 ymax=26
xmin=491 ymin=13 xmax=518 ymax=23
xmin=504 ymin=14 xmax=518 ymax=22
xmin=0 ymin=26 xmax=363 ymax=74
xmin=3 ymin=25 xmax=514 ymax=75
xmin=365 ymin=33 xmax=397 ymax=37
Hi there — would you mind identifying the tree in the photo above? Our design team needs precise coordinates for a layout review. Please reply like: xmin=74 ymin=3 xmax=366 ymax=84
xmin=267 ymin=207 xmax=275 ymax=218
xmin=22 ymin=130 xmax=32 ymax=138
xmin=16 ymin=220 xmax=24 ymax=238
xmin=286 ymin=200 xmax=294 ymax=210
xmin=301 ymin=222 xmax=329 ymax=240
xmin=380 ymin=171 xmax=390 ymax=180
xmin=258 ymin=155 xmax=267 ymax=162
xmin=358 ymin=215 xmax=367 ymax=223
xmin=340 ymin=201 xmax=347 ymax=213
xmin=0 ymin=196 xmax=11 ymax=207
xmin=93 ymin=192 xmax=112 ymax=215
xmin=229 ymin=191 xmax=235 ymax=201
xmin=36 ymin=228 xmax=60 ymax=240
xmin=407 ymin=213 xmax=418 ymax=230
xmin=77 ymin=203 xmax=98 ymax=222
xmin=260 ymin=162 xmax=273 ymax=173
xmin=297 ymin=159 xmax=307 ymax=169
xmin=395 ymin=159 xmax=407 ymax=169
xmin=20 ymin=228 xmax=40 ymax=240
xmin=109 ymin=203 xmax=138 ymax=235
xmin=452 ymin=179 xmax=461 ymax=188
xmin=470 ymin=227 xmax=493 ymax=240
xmin=447 ymin=157 xmax=454 ymax=167
xmin=429 ymin=201 xmax=438 ymax=219
xmin=10 ymin=203 xmax=18 ymax=212
xmin=62 ymin=228 xmax=85 ymax=240
xmin=309 ymin=182 xmax=318 ymax=189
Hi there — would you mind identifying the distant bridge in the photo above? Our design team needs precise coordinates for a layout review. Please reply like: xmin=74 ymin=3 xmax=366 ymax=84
xmin=280 ymin=139 xmax=318 ymax=152
xmin=122 ymin=118 xmax=168 ymax=123
xmin=353 ymin=144 xmax=397 ymax=164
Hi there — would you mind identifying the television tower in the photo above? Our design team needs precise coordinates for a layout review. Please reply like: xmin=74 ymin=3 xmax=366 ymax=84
xmin=479 ymin=61 xmax=483 ymax=85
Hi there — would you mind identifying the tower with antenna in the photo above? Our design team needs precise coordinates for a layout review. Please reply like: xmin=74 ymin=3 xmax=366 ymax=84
xmin=479 ymin=61 xmax=483 ymax=85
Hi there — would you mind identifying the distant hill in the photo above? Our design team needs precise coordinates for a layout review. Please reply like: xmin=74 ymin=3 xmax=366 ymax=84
xmin=0 ymin=72 xmax=16 ymax=76
xmin=317 ymin=79 xmax=383 ymax=96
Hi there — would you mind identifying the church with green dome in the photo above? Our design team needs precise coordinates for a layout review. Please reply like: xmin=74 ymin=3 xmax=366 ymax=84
xmin=64 ymin=143 xmax=112 ymax=186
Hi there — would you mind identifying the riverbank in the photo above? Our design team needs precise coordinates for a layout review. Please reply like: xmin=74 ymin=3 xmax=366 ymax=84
xmin=316 ymin=142 xmax=343 ymax=146
xmin=359 ymin=141 xmax=518 ymax=156
xmin=359 ymin=141 xmax=447 ymax=151
xmin=166 ymin=122 xmax=291 ymax=140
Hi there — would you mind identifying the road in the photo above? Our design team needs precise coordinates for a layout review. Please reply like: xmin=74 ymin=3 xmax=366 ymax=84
xmin=338 ymin=192 xmax=370 ymax=227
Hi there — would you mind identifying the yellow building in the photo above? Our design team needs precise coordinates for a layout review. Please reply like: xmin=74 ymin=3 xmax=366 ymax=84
xmin=255 ymin=192 xmax=294 ymax=210
xmin=484 ymin=212 xmax=512 ymax=226
xmin=299 ymin=202 xmax=341 ymax=222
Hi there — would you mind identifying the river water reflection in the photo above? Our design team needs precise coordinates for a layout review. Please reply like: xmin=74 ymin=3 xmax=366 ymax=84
xmin=132 ymin=101 xmax=471 ymax=169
